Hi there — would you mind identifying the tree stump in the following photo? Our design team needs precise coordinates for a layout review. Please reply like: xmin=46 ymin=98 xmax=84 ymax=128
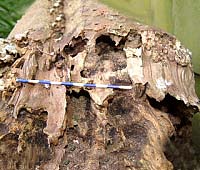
xmin=0 ymin=0 xmax=199 ymax=169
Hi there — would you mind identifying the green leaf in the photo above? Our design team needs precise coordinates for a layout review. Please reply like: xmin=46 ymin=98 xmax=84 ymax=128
xmin=0 ymin=0 xmax=35 ymax=38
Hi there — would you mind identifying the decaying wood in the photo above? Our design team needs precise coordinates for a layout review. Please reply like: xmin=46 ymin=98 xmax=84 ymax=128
xmin=0 ymin=0 xmax=199 ymax=169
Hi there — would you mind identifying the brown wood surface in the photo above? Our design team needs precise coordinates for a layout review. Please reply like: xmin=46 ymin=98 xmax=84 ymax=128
xmin=0 ymin=0 xmax=199 ymax=169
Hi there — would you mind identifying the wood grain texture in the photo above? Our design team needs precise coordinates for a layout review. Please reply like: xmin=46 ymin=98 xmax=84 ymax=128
xmin=0 ymin=0 xmax=199 ymax=169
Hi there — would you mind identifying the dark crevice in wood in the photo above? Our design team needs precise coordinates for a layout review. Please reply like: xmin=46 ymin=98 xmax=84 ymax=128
xmin=68 ymin=89 xmax=91 ymax=100
xmin=126 ymin=29 xmax=142 ymax=48
xmin=147 ymin=94 xmax=200 ymax=169
xmin=95 ymin=35 xmax=116 ymax=55
xmin=164 ymin=125 xmax=199 ymax=170
xmin=67 ymin=89 xmax=91 ymax=115
xmin=0 ymin=52 xmax=21 ymax=68
xmin=80 ymin=69 xmax=87 ymax=78
xmin=95 ymin=34 xmax=127 ymax=55
xmin=70 ymin=64 xmax=74 ymax=71
xmin=63 ymin=36 xmax=88 ymax=57
xmin=147 ymin=94 xmax=198 ymax=117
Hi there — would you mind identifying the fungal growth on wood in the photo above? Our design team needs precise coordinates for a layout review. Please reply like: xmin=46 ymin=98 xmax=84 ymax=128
xmin=0 ymin=0 xmax=199 ymax=169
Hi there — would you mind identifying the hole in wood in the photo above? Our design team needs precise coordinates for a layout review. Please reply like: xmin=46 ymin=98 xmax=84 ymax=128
xmin=63 ymin=36 xmax=88 ymax=57
xmin=95 ymin=35 xmax=115 ymax=55
xmin=70 ymin=65 xmax=74 ymax=71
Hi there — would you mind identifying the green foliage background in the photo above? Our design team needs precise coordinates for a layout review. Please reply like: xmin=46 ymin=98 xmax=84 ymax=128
xmin=0 ymin=0 xmax=35 ymax=38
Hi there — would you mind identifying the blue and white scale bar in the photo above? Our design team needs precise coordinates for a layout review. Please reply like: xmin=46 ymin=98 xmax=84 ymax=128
xmin=16 ymin=78 xmax=132 ymax=90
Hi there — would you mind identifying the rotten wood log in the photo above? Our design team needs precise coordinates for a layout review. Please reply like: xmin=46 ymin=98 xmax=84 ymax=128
xmin=0 ymin=0 xmax=199 ymax=169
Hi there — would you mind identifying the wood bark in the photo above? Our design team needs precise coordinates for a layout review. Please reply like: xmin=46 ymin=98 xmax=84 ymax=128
xmin=0 ymin=0 xmax=199 ymax=170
